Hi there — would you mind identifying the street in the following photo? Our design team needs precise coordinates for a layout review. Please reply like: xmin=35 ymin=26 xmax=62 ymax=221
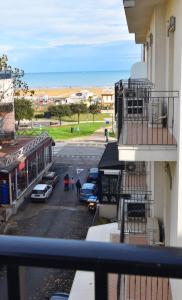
xmin=0 ymin=143 xmax=104 ymax=300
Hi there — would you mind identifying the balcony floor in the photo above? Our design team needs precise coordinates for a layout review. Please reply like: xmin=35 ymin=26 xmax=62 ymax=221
xmin=121 ymin=122 xmax=176 ymax=145
xmin=121 ymin=234 xmax=172 ymax=300
xmin=118 ymin=122 xmax=177 ymax=161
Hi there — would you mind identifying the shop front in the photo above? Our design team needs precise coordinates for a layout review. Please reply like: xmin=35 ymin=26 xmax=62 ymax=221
xmin=98 ymin=142 xmax=124 ymax=203
xmin=0 ymin=137 xmax=53 ymax=206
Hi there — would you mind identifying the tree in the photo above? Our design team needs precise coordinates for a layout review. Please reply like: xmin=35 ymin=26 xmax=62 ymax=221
xmin=48 ymin=104 xmax=71 ymax=125
xmin=88 ymin=96 xmax=93 ymax=105
xmin=14 ymin=98 xmax=34 ymax=127
xmin=70 ymin=103 xmax=88 ymax=125
xmin=0 ymin=54 xmax=34 ymax=102
xmin=89 ymin=104 xmax=101 ymax=123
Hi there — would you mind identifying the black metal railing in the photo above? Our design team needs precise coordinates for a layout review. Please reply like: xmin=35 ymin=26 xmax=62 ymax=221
xmin=0 ymin=131 xmax=15 ymax=142
xmin=119 ymin=192 xmax=153 ymax=234
xmin=1 ymin=235 xmax=182 ymax=300
xmin=120 ymin=90 xmax=179 ymax=145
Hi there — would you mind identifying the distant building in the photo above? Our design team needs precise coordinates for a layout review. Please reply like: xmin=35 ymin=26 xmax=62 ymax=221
xmin=101 ymin=89 xmax=114 ymax=109
xmin=0 ymin=72 xmax=53 ymax=221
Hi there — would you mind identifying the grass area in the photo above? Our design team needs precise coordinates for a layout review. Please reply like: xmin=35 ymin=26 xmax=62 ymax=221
xmin=109 ymin=131 xmax=116 ymax=138
xmin=34 ymin=112 xmax=111 ymax=122
xmin=62 ymin=112 xmax=111 ymax=122
xmin=17 ymin=122 xmax=108 ymax=141
xmin=95 ymin=217 xmax=111 ymax=225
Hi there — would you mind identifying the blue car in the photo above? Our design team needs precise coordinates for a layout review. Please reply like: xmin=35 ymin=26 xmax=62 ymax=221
xmin=79 ymin=183 xmax=97 ymax=202
xmin=49 ymin=292 xmax=69 ymax=300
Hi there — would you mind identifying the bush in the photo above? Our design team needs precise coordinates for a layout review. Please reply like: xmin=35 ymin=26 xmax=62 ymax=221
xmin=34 ymin=113 xmax=44 ymax=119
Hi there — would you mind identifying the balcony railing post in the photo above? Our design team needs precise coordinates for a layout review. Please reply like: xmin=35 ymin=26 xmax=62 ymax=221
xmin=7 ymin=265 xmax=20 ymax=300
xmin=95 ymin=271 xmax=108 ymax=300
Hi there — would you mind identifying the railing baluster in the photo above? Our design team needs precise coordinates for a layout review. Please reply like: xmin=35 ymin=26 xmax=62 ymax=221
xmin=95 ymin=271 xmax=108 ymax=300
xmin=7 ymin=266 xmax=20 ymax=300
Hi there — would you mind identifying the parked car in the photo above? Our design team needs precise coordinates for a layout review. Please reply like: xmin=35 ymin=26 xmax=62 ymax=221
xmin=41 ymin=172 xmax=59 ymax=188
xmin=31 ymin=184 xmax=53 ymax=202
xmin=49 ymin=292 xmax=69 ymax=300
xmin=80 ymin=183 xmax=97 ymax=202
xmin=86 ymin=167 xmax=99 ymax=183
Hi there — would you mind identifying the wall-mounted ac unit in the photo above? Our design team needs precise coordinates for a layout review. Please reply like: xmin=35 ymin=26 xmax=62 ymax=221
xmin=125 ymin=162 xmax=146 ymax=174
xmin=124 ymin=194 xmax=147 ymax=220
xmin=146 ymin=217 xmax=160 ymax=245
xmin=148 ymin=99 xmax=163 ymax=125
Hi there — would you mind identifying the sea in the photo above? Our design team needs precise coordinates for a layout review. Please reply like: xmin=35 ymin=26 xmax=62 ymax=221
xmin=24 ymin=70 xmax=130 ymax=89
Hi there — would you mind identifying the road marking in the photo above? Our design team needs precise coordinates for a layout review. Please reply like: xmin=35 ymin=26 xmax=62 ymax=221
xmin=77 ymin=168 xmax=84 ymax=174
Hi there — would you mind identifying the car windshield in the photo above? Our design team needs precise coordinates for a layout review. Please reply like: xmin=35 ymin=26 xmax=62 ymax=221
xmin=81 ymin=189 xmax=93 ymax=194
xmin=90 ymin=173 xmax=98 ymax=178
xmin=32 ymin=190 xmax=45 ymax=194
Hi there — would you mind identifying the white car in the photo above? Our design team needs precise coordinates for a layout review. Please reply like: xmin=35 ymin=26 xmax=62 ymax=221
xmin=31 ymin=184 xmax=53 ymax=202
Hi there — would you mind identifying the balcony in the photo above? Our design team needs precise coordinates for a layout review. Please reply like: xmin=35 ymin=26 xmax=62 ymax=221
xmin=0 ymin=131 xmax=15 ymax=144
xmin=0 ymin=235 xmax=182 ymax=300
xmin=117 ymin=80 xmax=178 ymax=161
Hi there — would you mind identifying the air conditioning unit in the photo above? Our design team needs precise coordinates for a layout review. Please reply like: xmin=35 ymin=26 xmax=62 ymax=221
xmin=148 ymin=99 xmax=163 ymax=125
xmin=146 ymin=217 xmax=160 ymax=245
xmin=124 ymin=194 xmax=147 ymax=219
xmin=125 ymin=162 xmax=146 ymax=174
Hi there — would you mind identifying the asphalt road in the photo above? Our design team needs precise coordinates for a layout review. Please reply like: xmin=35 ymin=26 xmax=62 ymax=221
xmin=0 ymin=143 xmax=104 ymax=300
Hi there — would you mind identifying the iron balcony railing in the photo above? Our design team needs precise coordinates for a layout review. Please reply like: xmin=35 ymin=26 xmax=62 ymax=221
xmin=115 ymin=79 xmax=153 ymax=141
xmin=0 ymin=131 xmax=15 ymax=142
xmin=1 ymin=235 xmax=182 ymax=300
xmin=120 ymin=89 xmax=179 ymax=145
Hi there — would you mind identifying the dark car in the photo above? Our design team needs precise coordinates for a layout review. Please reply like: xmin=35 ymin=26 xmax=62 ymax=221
xmin=41 ymin=172 xmax=58 ymax=188
xmin=86 ymin=167 xmax=99 ymax=183
xmin=49 ymin=292 xmax=69 ymax=300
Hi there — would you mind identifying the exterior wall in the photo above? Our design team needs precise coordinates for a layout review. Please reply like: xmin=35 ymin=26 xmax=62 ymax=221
xmin=134 ymin=1 xmax=182 ymax=297
xmin=0 ymin=78 xmax=15 ymax=132
xmin=101 ymin=94 xmax=114 ymax=107
xmin=99 ymin=204 xmax=117 ymax=219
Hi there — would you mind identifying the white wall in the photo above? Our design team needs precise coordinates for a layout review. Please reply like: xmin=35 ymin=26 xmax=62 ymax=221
xmin=0 ymin=78 xmax=15 ymax=132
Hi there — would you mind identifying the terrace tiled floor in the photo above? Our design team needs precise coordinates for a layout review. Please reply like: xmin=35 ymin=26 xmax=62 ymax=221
xmin=121 ymin=234 xmax=172 ymax=300
xmin=120 ymin=122 xmax=176 ymax=145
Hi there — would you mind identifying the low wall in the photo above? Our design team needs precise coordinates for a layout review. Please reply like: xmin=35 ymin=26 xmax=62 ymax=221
xmin=99 ymin=204 xmax=117 ymax=220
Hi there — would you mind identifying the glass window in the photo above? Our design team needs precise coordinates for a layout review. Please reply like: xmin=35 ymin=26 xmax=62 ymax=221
xmin=101 ymin=175 xmax=109 ymax=193
xmin=17 ymin=160 xmax=27 ymax=196
xmin=10 ymin=168 xmax=17 ymax=201
xmin=28 ymin=153 xmax=37 ymax=184
xmin=37 ymin=147 xmax=44 ymax=174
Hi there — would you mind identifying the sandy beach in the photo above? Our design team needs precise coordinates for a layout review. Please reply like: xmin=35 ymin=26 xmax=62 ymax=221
xmin=33 ymin=87 xmax=110 ymax=97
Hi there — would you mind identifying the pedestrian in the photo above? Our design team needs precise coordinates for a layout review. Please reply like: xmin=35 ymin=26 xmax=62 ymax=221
xmin=64 ymin=174 xmax=70 ymax=191
xmin=71 ymin=177 xmax=75 ymax=190
xmin=76 ymin=179 xmax=81 ymax=197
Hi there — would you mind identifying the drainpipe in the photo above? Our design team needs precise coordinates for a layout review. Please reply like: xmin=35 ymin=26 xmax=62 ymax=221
xmin=8 ymin=173 xmax=12 ymax=205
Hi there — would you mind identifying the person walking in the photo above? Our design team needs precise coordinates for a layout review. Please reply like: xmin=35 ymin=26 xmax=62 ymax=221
xmin=76 ymin=179 xmax=81 ymax=197
xmin=71 ymin=177 xmax=75 ymax=190
xmin=64 ymin=174 xmax=70 ymax=191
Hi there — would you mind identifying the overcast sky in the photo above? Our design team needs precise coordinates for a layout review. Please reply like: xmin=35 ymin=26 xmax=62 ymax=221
xmin=0 ymin=0 xmax=141 ymax=72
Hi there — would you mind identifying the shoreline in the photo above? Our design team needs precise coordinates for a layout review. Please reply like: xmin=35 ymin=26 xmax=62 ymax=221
xmin=33 ymin=86 xmax=114 ymax=97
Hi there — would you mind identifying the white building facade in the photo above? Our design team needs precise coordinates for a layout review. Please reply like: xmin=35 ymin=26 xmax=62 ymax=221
xmin=120 ymin=0 xmax=182 ymax=298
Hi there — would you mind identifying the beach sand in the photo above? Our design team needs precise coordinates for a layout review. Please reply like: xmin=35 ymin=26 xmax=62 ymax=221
xmin=33 ymin=87 xmax=108 ymax=97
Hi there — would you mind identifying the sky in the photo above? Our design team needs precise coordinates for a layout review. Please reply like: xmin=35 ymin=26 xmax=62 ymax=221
xmin=0 ymin=0 xmax=141 ymax=73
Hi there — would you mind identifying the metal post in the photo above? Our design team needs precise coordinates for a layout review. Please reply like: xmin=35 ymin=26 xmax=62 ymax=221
xmin=95 ymin=271 xmax=108 ymax=300
xmin=7 ymin=266 xmax=20 ymax=300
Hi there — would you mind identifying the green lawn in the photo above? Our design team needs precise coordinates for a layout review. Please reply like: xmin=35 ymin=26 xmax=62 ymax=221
xmin=62 ymin=112 xmax=111 ymax=122
xmin=34 ymin=112 xmax=111 ymax=122
xmin=17 ymin=122 xmax=109 ymax=141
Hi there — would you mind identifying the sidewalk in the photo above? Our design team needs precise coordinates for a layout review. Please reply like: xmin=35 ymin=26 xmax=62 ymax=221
xmin=67 ymin=127 xmax=116 ymax=144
